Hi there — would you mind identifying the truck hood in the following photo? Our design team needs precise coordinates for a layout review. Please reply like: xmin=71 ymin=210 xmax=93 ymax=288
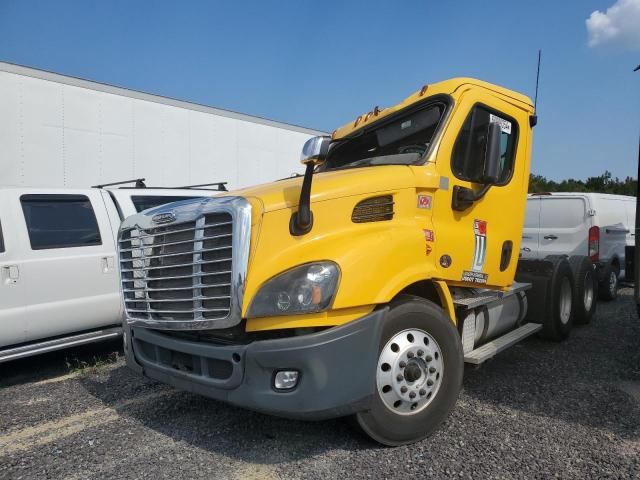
xmin=230 ymin=165 xmax=417 ymax=213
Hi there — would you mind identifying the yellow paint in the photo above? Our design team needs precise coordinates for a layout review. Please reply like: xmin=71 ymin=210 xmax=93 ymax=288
xmin=433 ymin=280 xmax=456 ymax=326
xmin=224 ymin=78 xmax=534 ymax=331
xmin=245 ymin=305 xmax=375 ymax=332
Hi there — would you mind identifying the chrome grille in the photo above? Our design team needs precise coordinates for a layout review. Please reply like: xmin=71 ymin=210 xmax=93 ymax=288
xmin=118 ymin=197 xmax=251 ymax=330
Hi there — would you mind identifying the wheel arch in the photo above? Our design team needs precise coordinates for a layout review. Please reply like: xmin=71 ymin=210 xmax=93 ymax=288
xmin=392 ymin=279 xmax=457 ymax=326
xmin=610 ymin=255 xmax=621 ymax=273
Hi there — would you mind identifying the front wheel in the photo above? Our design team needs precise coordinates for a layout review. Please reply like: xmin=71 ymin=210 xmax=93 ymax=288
xmin=355 ymin=296 xmax=463 ymax=446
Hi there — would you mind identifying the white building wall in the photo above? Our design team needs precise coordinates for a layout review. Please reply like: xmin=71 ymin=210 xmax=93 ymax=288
xmin=0 ymin=63 xmax=323 ymax=190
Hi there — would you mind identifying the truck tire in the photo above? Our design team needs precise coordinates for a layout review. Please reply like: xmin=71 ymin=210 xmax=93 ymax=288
xmin=516 ymin=256 xmax=574 ymax=341
xmin=542 ymin=257 xmax=574 ymax=340
xmin=598 ymin=262 xmax=619 ymax=301
xmin=568 ymin=255 xmax=597 ymax=324
xmin=355 ymin=295 xmax=463 ymax=446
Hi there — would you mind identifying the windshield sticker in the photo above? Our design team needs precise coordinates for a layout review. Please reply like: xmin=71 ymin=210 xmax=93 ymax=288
xmin=401 ymin=120 xmax=412 ymax=130
xmin=472 ymin=219 xmax=487 ymax=272
xmin=417 ymin=195 xmax=432 ymax=209
xmin=461 ymin=270 xmax=488 ymax=285
xmin=489 ymin=114 xmax=511 ymax=134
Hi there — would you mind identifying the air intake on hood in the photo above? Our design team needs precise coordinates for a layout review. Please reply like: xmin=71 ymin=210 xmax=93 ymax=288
xmin=352 ymin=195 xmax=394 ymax=223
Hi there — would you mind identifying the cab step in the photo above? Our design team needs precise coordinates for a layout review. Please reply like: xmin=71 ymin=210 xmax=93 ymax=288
xmin=463 ymin=323 xmax=542 ymax=364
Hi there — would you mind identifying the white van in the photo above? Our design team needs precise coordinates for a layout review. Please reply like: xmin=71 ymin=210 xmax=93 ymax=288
xmin=522 ymin=192 xmax=635 ymax=300
xmin=0 ymin=180 xmax=225 ymax=362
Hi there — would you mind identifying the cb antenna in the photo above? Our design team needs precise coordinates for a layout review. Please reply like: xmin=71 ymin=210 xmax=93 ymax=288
xmin=534 ymin=49 xmax=542 ymax=111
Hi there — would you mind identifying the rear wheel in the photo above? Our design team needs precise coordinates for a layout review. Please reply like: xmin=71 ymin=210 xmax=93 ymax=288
xmin=355 ymin=296 xmax=463 ymax=446
xmin=568 ymin=255 xmax=597 ymax=324
xmin=598 ymin=263 xmax=619 ymax=301
xmin=539 ymin=257 xmax=575 ymax=341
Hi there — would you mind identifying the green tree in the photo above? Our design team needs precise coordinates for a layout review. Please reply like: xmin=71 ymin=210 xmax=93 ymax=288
xmin=529 ymin=171 xmax=637 ymax=195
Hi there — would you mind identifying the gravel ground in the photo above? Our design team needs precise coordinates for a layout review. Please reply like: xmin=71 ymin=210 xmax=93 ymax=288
xmin=1 ymin=288 xmax=639 ymax=480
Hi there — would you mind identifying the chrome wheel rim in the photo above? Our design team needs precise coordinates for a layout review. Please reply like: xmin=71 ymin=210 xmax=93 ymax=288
xmin=559 ymin=277 xmax=572 ymax=325
xmin=376 ymin=329 xmax=443 ymax=415
xmin=583 ymin=271 xmax=594 ymax=312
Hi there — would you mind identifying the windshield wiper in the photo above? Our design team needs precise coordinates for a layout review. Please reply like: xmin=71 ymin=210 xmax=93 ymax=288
xmin=339 ymin=152 xmax=421 ymax=169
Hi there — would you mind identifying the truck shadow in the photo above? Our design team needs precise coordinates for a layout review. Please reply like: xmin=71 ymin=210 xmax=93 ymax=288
xmin=0 ymin=339 xmax=123 ymax=388
xmin=461 ymin=288 xmax=640 ymax=440
xmin=79 ymin=365 xmax=378 ymax=464
xmin=75 ymin=289 xmax=639 ymax=463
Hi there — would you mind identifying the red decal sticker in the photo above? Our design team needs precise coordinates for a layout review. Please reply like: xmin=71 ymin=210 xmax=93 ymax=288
xmin=417 ymin=195 xmax=432 ymax=209
xmin=423 ymin=229 xmax=434 ymax=242
xmin=473 ymin=219 xmax=487 ymax=236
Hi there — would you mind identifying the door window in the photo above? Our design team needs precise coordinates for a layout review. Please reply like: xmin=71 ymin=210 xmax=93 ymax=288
xmin=451 ymin=105 xmax=518 ymax=185
xmin=540 ymin=198 xmax=586 ymax=229
xmin=131 ymin=195 xmax=200 ymax=213
xmin=20 ymin=195 xmax=102 ymax=250
xmin=524 ymin=199 xmax=540 ymax=228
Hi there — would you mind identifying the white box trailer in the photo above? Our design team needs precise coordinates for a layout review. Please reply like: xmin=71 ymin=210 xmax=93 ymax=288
xmin=0 ymin=62 xmax=325 ymax=190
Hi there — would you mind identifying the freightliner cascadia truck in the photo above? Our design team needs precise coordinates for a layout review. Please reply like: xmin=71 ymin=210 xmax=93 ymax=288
xmin=118 ymin=78 xmax=595 ymax=446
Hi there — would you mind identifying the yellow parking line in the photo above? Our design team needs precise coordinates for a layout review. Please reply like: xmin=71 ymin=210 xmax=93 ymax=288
xmin=0 ymin=390 xmax=173 ymax=456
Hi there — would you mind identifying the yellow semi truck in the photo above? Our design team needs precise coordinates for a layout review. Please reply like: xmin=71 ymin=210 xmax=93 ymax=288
xmin=118 ymin=78 xmax=594 ymax=445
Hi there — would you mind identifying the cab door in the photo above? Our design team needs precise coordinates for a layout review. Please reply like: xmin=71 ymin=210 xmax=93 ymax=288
xmin=431 ymin=88 xmax=531 ymax=288
xmin=15 ymin=190 xmax=121 ymax=343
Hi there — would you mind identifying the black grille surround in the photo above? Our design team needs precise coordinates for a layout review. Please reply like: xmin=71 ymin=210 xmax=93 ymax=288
xmin=118 ymin=197 xmax=252 ymax=330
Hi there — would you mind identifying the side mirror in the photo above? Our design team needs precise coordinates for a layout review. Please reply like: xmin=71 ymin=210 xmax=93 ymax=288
xmin=483 ymin=122 xmax=502 ymax=184
xmin=300 ymin=136 xmax=331 ymax=166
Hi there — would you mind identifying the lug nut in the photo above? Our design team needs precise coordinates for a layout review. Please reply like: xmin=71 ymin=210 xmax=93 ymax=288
xmin=401 ymin=386 xmax=408 ymax=393
xmin=407 ymin=351 xmax=415 ymax=358
xmin=417 ymin=349 xmax=424 ymax=356
xmin=419 ymin=389 xmax=426 ymax=396
xmin=427 ymin=379 xmax=434 ymax=387
xmin=409 ymin=391 xmax=416 ymax=399
xmin=429 ymin=366 xmax=436 ymax=373
xmin=397 ymin=374 xmax=404 ymax=382
xmin=399 ymin=361 xmax=406 ymax=368
xmin=425 ymin=355 xmax=433 ymax=362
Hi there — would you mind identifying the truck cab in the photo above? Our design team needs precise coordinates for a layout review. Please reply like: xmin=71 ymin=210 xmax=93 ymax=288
xmin=119 ymin=79 xmax=578 ymax=445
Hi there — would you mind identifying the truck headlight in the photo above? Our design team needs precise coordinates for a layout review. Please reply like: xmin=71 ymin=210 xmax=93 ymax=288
xmin=247 ymin=262 xmax=340 ymax=318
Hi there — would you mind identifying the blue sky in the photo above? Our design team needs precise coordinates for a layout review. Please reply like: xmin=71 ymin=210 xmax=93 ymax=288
xmin=0 ymin=0 xmax=638 ymax=181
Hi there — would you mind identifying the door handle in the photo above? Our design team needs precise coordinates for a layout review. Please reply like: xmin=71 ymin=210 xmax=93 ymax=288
xmin=101 ymin=256 xmax=115 ymax=273
xmin=2 ymin=265 xmax=19 ymax=284
xmin=543 ymin=235 xmax=558 ymax=240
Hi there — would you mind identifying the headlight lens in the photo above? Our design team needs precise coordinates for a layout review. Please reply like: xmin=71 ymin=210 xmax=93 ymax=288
xmin=247 ymin=262 xmax=340 ymax=318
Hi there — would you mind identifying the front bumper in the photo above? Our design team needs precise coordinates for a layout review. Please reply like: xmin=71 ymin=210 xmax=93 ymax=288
xmin=123 ymin=309 xmax=386 ymax=420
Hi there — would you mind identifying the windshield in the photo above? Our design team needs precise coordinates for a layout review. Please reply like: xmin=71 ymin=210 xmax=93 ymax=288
xmin=322 ymin=102 xmax=446 ymax=171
